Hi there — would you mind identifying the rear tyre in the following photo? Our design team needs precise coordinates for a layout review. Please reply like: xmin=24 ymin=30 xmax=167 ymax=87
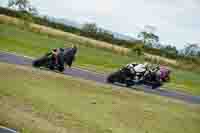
xmin=151 ymin=81 xmax=162 ymax=89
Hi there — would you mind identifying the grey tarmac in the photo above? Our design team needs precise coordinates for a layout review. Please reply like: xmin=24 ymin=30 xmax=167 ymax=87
xmin=0 ymin=52 xmax=200 ymax=104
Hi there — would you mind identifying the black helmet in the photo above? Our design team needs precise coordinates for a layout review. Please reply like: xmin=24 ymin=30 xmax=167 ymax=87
xmin=53 ymin=48 xmax=57 ymax=52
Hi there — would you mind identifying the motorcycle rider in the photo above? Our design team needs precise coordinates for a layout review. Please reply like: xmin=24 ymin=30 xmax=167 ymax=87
xmin=49 ymin=48 xmax=65 ymax=71
xmin=149 ymin=64 xmax=161 ymax=82
xmin=135 ymin=63 xmax=149 ymax=81
xmin=126 ymin=62 xmax=137 ymax=73
xmin=126 ymin=62 xmax=149 ymax=81
xmin=64 ymin=45 xmax=78 ymax=68
xmin=51 ymin=48 xmax=60 ymax=64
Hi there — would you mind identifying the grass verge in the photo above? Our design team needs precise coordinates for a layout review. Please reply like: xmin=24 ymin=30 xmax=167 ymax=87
xmin=0 ymin=62 xmax=200 ymax=133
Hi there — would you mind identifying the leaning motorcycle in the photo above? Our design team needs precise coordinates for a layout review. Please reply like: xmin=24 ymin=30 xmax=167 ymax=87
xmin=107 ymin=65 xmax=171 ymax=89
xmin=32 ymin=52 xmax=64 ymax=72
xmin=33 ymin=47 xmax=78 ymax=72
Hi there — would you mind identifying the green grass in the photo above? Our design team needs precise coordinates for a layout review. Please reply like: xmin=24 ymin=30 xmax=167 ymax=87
xmin=0 ymin=62 xmax=200 ymax=133
xmin=0 ymin=23 xmax=200 ymax=95
xmin=165 ymin=70 xmax=200 ymax=95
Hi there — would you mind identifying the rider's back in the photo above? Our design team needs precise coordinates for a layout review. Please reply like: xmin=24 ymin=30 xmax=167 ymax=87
xmin=134 ymin=64 xmax=146 ymax=73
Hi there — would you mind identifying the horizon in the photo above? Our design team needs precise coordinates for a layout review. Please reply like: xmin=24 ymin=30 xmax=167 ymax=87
xmin=0 ymin=0 xmax=200 ymax=49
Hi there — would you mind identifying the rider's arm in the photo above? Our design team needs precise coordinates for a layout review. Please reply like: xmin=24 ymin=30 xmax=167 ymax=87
xmin=51 ymin=50 xmax=56 ymax=55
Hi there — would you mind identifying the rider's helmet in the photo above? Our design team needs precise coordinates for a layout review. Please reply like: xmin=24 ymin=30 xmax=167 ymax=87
xmin=53 ymin=48 xmax=57 ymax=52
xmin=126 ymin=63 xmax=134 ymax=69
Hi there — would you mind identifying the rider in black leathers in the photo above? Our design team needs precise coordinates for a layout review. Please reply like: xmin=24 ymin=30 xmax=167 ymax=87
xmin=64 ymin=45 xmax=78 ymax=68
xmin=48 ymin=45 xmax=78 ymax=70
xmin=48 ymin=48 xmax=65 ymax=71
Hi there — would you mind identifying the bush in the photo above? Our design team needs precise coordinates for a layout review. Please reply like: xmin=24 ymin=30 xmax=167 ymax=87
xmin=131 ymin=44 xmax=144 ymax=56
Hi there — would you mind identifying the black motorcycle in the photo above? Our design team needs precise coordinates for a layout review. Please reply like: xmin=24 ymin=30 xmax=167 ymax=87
xmin=32 ymin=52 xmax=65 ymax=72
xmin=32 ymin=47 xmax=78 ymax=72
xmin=107 ymin=66 xmax=162 ymax=89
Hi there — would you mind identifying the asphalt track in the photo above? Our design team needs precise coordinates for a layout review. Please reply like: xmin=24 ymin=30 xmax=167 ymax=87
xmin=0 ymin=52 xmax=200 ymax=104
xmin=0 ymin=127 xmax=17 ymax=133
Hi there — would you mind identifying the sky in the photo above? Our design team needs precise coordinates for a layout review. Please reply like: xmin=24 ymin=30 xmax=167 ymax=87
xmin=0 ymin=0 xmax=200 ymax=49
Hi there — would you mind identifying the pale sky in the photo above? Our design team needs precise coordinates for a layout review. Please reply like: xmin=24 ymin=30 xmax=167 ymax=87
xmin=1 ymin=0 xmax=200 ymax=49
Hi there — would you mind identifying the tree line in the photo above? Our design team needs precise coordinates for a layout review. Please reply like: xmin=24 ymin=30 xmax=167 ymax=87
xmin=1 ymin=0 xmax=199 ymax=61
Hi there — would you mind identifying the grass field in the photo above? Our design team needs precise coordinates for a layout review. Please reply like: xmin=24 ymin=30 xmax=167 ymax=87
xmin=164 ymin=70 xmax=200 ymax=95
xmin=0 ymin=62 xmax=200 ymax=133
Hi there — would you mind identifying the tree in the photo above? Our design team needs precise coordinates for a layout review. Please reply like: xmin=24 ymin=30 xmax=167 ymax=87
xmin=8 ymin=0 xmax=37 ymax=28
xmin=132 ymin=44 xmax=144 ymax=56
xmin=8 ymin=0 xmax=37 ymax=15
xmin=138 ymin=31 xmax=159 ymax=48
xmin=137 ymin=25 xmax=160 ymax=48
xmin=183 ymin=43 xmax=200 ymax=57
xmin=160 ymin=44 xmax=178 ymax=58
xmin=197 ymin=51 xmax=200 ymax=57
xmin=81 ymin=23 xmax=98 ymax=37
xmin=163 ymin=45 xmax=178 ymax=54
xmin=97 ymin=28 xmax=114 ymax=42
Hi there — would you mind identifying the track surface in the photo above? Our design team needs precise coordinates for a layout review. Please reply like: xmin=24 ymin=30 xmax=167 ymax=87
xmin=0 ymin=127 xmax=17 ymax=133
xmin=0 ymin=52 xmax=200 ymax=104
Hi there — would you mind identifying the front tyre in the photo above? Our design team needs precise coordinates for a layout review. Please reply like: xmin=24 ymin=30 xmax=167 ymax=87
xmin=107 ymin=75 xmax=115 ymax=83
xmin=32 ymin=60 xmax=41 ymax=67
xmin=58 ymin=66 xmax=65 ymax=72
xmin=32 ymin=56 xmax=49 ymax=68
xmin=107 ymin=72 xmax=119 ymax=84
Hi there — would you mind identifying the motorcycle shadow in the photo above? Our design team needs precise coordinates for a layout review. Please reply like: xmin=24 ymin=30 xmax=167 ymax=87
xmin=33 ymin=66 xmax=65 ymax=74
xmin=112 ymin=80 xmax=162 ymax=90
